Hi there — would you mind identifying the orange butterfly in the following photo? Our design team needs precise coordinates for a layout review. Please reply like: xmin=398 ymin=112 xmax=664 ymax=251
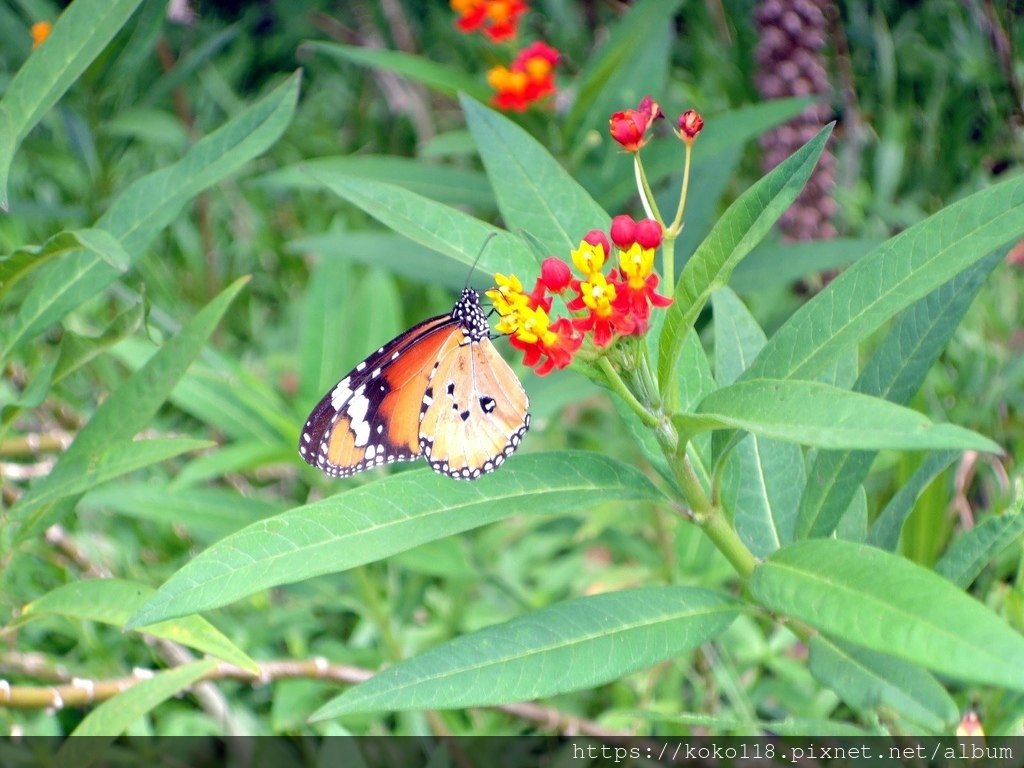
xmin=299 ymin=288 xmax=530 ymax=480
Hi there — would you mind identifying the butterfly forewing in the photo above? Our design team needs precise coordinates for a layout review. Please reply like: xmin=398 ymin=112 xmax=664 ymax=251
xmin=419 ymin=336 xmax=530 ymax=480
xmin=299 ymin=314 xmax=457 ymax=477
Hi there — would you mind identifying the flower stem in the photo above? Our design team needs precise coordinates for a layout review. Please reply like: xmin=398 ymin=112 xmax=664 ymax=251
xmin=660 ymin=236 xmax=675 ymax=299
xmin=634 ymin=154 xmax=663 ymax=224
xmin=669 ymin=142 xmax=693 ymax=235
xmin=597 ymin=356 xmax=660 ymax=429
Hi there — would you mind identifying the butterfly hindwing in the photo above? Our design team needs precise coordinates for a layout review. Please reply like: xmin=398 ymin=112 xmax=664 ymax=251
xmin=299 ymin=314 xmax=457 ymax=477
xmin=419 ymin=335 xmax=530 ymax=480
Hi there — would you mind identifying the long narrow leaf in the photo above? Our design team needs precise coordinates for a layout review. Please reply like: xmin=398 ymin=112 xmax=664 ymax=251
xmin=674 ymin=380 xmax=1000 ymax=453
xmin=794 ymin=248 xmax=1003 ymax=539
xmin=462 ymin=95 xmax=609 ymax=256
xmin=749 ymin=540 xmax=1024 ymax=689
xmin=0 ymin=0 xmax=144 ymax=208
xmin=658 ymin=126 xmax=831 ymax=399
xmin=312 ymin=587 xmax=739 ymax=717
xmin=5 ymin=278 xmax=248 ymax=545
xmin=20 ymin=579 xmax=256 ymax=672
xmin=126 ymin=452 xmax=665 ymax=628
xmin=1 ymin=72 xmax=298 ymax=363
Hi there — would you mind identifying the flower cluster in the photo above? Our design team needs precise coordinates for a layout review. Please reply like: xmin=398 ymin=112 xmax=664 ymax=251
xmin=450 ymin=0 xmax=561 ymax=112
xmin=450 ymin=0 xmax=527 ymax=42
xmin=487 ymin=215 xmax=672 ymax=375
xmin=486 ymin=42 xmax=560 ymax=112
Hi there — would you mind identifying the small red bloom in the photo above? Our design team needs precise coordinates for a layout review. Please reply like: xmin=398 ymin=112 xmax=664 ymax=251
xmin=609 ymin=95 xmax=664 ymax=152
xmin=610 ymin=215 xmax=637 ymax=249
xmin=676 ymin=109 xmax=704 ymax=144
xmin=634 ymin=218 xmax=663 ymax=250
xmin=508 ymin=312 xmax=581 ymax=375
xmin=540 ymin=257 xmax=572 ymax=293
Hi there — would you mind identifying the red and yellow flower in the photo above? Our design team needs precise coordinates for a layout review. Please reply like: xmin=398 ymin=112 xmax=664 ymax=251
xmin=451 ymin=0 xmax=528 ymax=42
xmin=489 ymin=216 xmax=673 ymax=375
xmin=487 ymin=41 xmax=560 ymax=112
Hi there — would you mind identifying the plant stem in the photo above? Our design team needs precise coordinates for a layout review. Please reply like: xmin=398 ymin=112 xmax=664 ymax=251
xmin=597 ymin=357 xmax=660 ymax=428
xmin=660 ymin=235 xmax=675 ymax=299
xmin=669 ymin=142 xmax=693 ymax=234
xmin=634 ymin=154 xmax=664 ymax=223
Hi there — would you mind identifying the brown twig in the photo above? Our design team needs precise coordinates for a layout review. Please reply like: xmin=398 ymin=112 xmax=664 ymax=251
xmin=0 ymin=656 xmax=633 ymax=738
xmin=963 ymin=0 xmax=1024 ymax=126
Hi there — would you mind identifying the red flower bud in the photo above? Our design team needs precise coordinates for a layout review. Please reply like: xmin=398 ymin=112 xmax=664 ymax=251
xmin=540 ymin=257 xmax=572 ymax=293
xmin=677 ymin=109 xmax=704 ymax=144
xmin=583 ymin=229 xmax=610 ymax=259
xmin=609 ymin=110 xmax=649 ymax=153
xmin=610 ymin=215 xmax=637 ymax=249
xmin=634 ymin=218 xmax=663 ymax=250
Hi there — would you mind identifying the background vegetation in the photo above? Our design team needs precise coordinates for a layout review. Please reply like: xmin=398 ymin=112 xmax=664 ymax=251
xmin=1 ymin=0 xmax=1023 ymax=746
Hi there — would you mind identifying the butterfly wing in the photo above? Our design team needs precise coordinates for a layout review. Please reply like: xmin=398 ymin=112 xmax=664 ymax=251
xmin=418 ymin=336 xmax=530 ymax=480
xmin=299 ymin=314 xmax=459 ymax=477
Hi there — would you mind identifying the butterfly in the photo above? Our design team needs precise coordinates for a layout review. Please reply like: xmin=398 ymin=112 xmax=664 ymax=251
xmin=299 ymin=288 xmax=530 ymax=480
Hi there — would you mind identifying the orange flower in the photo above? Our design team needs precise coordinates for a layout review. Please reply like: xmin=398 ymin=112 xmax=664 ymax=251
xmin=31 ymin=20 xmax=52 ymax=49
xmin=451 ymin=0 xmax=527 ymax=42
xmin=487 ymin=41 xmax=560 ymax=112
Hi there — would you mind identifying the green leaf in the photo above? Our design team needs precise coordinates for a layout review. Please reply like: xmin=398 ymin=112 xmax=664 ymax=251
xmin=125 ymin=452 xmax=665 ymax=628
xmin=256 ymin=156 xmax=495 ymax=209
xmin=20 ymin=579 xmax=256 ymax=673
xmin=52 ymin=301 xmax=146 ymax=384
xmin=658 ymin=125 xmax=832 ymax=399
xmin=61 ymin=660 xmax=217 ymax=746
xmin=0 ymin=0 xmax=144 ymax=208
xmin=731 ymin=237 xmax=882 ymax=294
xmin=4 ymin=278 xmax=248 ymax=545
xmin=713 ymin=288 xmax=802 ymax=555
xmin=749 ymin=540 xmax=1024 ymax=690
xmin=564 ymin=0 xmax=678 ymax=144
xmin=80 ymin=483 xmax=285 ymax=543
xmin=794 ymin=248 xmax=1003 ymax=539
xmin=674 ymin=379 xmax=999 ymax=452
xmin=808 ymin=635 xmax=958 ymax=733
xmin=287 ymin=232 xmax=474 ymax=292
xmin=865 ymin=451 xmax=959 ymax=551
xmin=311 ymin=586 xmax=739 ymax=718
xmin=746 ymin=191 xmax=1024 ymax=384
xmin=5 ymin=438 xmax=211 ymax=534
xmin=462 ymin=95 xmax=609 ymax=256
xmin=1 ymin=72 xmax=298 ymax=364
xmin=0 ymin=229 xmax=131 ymax=299
xmin=935 ymin=479 xmax=1024 ymax=588
xmin=310 ymin=174 xmax=535 ymax=279
xmin=308 ymin=41 xmax=490 ymax=102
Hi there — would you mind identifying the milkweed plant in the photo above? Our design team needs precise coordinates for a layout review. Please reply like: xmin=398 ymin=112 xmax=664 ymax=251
xmin=2 ymin=0 xmax=1024 ymax=743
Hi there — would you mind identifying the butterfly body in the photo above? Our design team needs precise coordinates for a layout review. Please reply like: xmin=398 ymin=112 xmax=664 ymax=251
xmin=300 ymin=289 xmax=529 ymax=480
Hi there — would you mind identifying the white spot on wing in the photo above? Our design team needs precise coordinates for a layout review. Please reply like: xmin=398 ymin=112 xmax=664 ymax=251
xmin=347 ymin=392 xmax=371 ymax=447
xmin=330 ymin=377 xmax=354 ymax=410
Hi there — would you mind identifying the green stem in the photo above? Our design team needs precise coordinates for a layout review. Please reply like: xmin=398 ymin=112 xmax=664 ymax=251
xmin=597 ymin=357 xmax=660 ymax=429
xmin=634 ymin=154 xmax=664 ymax=224
xmin=669 ymin=142 xmax=693 ymax=234
xmin=665 ymin=439 xmax=757 ymax=580
xmin=660 ymin=235 xmax=675 ymax=299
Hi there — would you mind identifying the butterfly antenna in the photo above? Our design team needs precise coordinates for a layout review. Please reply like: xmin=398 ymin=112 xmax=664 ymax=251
xmin=465 ymin=232 xmax=499 ymax=290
